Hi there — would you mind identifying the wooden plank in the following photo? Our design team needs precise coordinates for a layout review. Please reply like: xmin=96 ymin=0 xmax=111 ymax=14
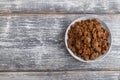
xmin=0 ymin=0 xmax=120 ymax=13
xmin=0 ymin=14 xmax=120 ymax=71
xmin=0 ymin=71 xmax=119 ymax=80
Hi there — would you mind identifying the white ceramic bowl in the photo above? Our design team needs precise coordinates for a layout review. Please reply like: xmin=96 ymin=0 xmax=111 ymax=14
xmin=65 ymin=17 xmax=112 ymax=62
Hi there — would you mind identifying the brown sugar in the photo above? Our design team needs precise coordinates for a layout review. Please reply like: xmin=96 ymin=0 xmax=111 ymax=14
xmin=67 ymin=18 xmax=110 ymax=61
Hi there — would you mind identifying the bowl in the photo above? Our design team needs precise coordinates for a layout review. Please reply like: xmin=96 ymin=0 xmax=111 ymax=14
xmin=65 ymin=17 xmax=112 ymax=62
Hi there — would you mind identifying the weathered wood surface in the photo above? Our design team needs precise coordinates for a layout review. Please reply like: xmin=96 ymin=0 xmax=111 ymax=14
xmin=0 ymin=14 xmax=120 ymax=71
xmin=0 ymin=0 xmax=119 ymax=79
xmin=0 ymin=0 xmax=120 ymax=13
xmin=0 ymin=71 xmax=119 ymax=80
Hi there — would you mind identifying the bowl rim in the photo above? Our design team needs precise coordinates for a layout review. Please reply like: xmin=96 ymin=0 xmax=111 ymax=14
xmin=65 ymin=17 xmax=112 ymax=63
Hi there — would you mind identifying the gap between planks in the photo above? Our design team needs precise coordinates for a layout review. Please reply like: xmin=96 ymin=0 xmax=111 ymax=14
xmin=0 ymin=69 xmax=120 ymax=72
xmin=0 ymin=11 xmax=120 ymax=15
xmin=0 ymin=71 xmax=119 ymax=73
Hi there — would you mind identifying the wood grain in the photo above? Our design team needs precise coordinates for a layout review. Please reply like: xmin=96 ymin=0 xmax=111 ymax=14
xmin=0 ymin=0 xmax=120 ymax=14
xmin=0 ymin=71 xmax=119 ymax=80
xmin=0 ymin=14 xmax=120 ymax=71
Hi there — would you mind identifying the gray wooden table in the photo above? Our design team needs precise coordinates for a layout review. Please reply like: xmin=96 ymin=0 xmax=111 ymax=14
xmin=0 ymin=0 xmax=120 ymax=80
